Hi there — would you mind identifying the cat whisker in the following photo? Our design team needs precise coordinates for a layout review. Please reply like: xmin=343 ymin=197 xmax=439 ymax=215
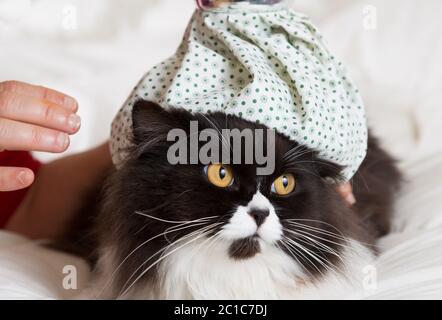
xmin=163 ymin=220 xmax=216 ymax=244
xmin=282 ymin=143 xmax=303 ymax=157
xmin=164 ymin=216 xmax=222 ymax=244
xmin=200 ymin=113 xmax=232 ymax=153
xmin=286 ymin=167 xmax=322 ymax=179
xmin=285 ymin=222 xmax=356 ymax=246
xmin=282 ymin=145 xmax=308 ymax=161
xmin=189 ymin=230 xmax=222 ymax=260
xmin=282 ymin=152 xmax=312 ymax=166
xmin=283 ymin=234 xmax=342 ymax=275
xmin=118 ymin=222 xmax=222 ymax=298
xmin=96 ymin=219 xmax=216 ymax=298
xmin=283 ymin=228 xmax=345 ymax=263
xmin=293 ymin=233 xmax=354 ymax=281
xmin=284 ymin=223 xmax=377 ymax=279
xmin=133 ymin=189 xmax=193 ymax=223
xmin=158 ymin=231 xmax=224 ymax=298
xmin=205 ymin=232 xmax=223 ymax=252
xmin=284 ymin=218 xmax=347 ymax=238
xmin=285 ymin=220 xmax=376 ymax=248
xmin=284 ymin=227 xmax=349 ymax=251
xmin=283 ymin=234 xmax=351 ymax=282
xmin=121 ymin=223 xmax=222 ymax=298
xmin=282 ymin=236 xmax=327 ymax=278
xmin=118 ymin=222 xmax=220 ymax=297
xmin=134 ymin=212 xmax=218 ymax=225
xmin=293 ymin=160 xmax=340 ymax=169
xmin=133 ymin=214 xmax=215 ymax=236
xmin=284 ymin=227 xmax=342 ymax=252
xmin=285 ymin=237 xmax=342 ymax=280
xmin=277 ymin=241 xmax=317 ymax=282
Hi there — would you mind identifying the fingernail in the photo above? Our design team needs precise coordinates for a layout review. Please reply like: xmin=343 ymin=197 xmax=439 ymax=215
xmin=17 ymin=170 xmax=32 ymax=186
xmin=64 ymin=96 xmax=78 ymax=111
xmin=346 ymin=194 xmax=356 ymax=206
xmin=68 ymin=114 xmax=81 ymax=131
xmin=56 ymin=133 xmax=69 ymax=149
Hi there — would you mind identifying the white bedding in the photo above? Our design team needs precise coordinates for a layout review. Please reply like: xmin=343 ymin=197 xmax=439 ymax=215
xmin=0 ymin=0 xmax=441 ymax=299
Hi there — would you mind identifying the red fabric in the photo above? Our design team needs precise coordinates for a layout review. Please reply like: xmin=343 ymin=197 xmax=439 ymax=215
xmin=0 ymin=151 xmax=42 ymax=228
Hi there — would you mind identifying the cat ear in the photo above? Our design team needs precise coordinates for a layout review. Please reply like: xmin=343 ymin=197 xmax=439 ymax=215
xmin=132 ymin=100 xmax=176 ymax=144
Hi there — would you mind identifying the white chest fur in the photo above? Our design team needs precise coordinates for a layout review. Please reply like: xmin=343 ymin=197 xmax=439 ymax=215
xmin=125 ymin=238 xmax=374 ymax=300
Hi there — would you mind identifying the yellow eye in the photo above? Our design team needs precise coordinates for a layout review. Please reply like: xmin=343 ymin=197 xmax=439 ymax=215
xmin=271 ymin=174 xmax=296 ymax=196
xmin=206 ymin=164 xmax=234 ymax=188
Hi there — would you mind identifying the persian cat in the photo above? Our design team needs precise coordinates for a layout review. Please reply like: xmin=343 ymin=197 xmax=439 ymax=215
xmin=69 ymin=100 xmax=401 ymax=299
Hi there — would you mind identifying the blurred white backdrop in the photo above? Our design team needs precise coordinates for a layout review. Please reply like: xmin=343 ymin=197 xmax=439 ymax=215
xmin=1 ymin=0 xmax=442 ymax=299
xmin=1 ymin=0 xmax=441 ymax=162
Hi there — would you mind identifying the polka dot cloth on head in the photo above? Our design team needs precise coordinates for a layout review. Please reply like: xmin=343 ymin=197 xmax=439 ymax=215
xmin=111 ymin=2 xmax=367 ymax=181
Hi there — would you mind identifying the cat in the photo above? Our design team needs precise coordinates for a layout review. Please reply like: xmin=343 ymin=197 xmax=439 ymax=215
xmin=76 ymin=100 xmax=402 ymax=299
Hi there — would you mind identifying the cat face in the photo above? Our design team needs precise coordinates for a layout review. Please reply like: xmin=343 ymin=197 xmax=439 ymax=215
xmin=102 ymin=100 xmax=360 ymax=295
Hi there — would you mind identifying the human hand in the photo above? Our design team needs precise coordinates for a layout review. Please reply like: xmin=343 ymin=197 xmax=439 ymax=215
xmin=0 ymin=81 xmax=80 ymax=192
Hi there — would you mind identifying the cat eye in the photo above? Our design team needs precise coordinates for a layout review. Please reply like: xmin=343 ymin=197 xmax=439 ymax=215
xmin=205 ymin=164 xmax=234 ymax=188
xmin=271 ymin=174 xmax=296 ymax=196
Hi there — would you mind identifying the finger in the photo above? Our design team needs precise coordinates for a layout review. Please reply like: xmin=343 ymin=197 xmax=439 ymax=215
xmin=336 ymin=182 xmax=352 ymax=194
xmin=0 ymin=81 xmax=78 ymax=112
xmin=345 ymin=193 xmax=356 ymax=206
xmin=0 ymin=167 xmax=34 ymax=192
xmin=0 ymin=118 xmax=70 ymax=153
xmin=336 ymin=182 xmax=356 ymax=206
xmin=0 ymin=91 xmax=81 ymax=134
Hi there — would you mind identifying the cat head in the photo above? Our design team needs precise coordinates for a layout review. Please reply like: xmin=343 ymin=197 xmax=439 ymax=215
xmin=101 ymin=100 xmax=360 ymax=292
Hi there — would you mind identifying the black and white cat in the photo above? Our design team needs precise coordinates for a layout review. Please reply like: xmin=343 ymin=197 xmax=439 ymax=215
xmin=77 ymin=100 xmax=401 ymax=299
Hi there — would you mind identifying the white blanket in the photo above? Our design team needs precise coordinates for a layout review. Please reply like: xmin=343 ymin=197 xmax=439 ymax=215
xmin=0 ymin=0 xmax=441 ymax=299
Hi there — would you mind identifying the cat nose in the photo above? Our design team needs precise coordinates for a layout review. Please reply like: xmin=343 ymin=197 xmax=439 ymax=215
xmin=248 ymin=208 xmax=270 ymax=227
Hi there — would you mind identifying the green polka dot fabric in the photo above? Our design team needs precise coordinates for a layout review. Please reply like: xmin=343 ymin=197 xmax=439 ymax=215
xmin=111 ymin=3 xmax=367 ymax=181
